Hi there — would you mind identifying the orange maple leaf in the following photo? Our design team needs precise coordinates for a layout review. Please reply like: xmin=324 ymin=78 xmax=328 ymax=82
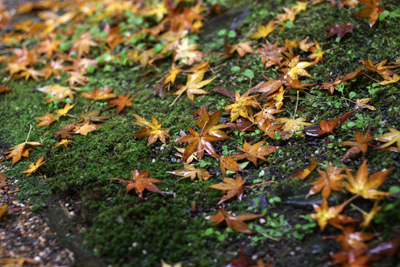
xmin=206 ymin=173 xmax=246 ymax=205
xmin=73 ymin=121 xmax=102 ymax=136
xmin=175 ymin=127 xmax=222 ymax=160
xmin=230 ymin=141 xmax=278 ymax=166
xmin=307 ymin=163 xmax=346 ymax=199
xmin=310 ymin=198 xmax=359 ymax=231
xmin=205 ymin=206 xmax=265 ymax=234
xmin=289 ymin=158 xmax=317 ymax=180
xmin=344 ymin=160 xmax=391 ymax=199
xmin=81 ymin=87 xmax=117 ymax=101
xmin=107 ymin=169 xmax=163 ymax=199
xmin=107 ymin=93 xmax=134 ymax=114
xmin=70 ymin=33 xmax=98 ymax=59
xmin=1 ymin=141 xmax=41 ymax=166
xmin=35 ymin=112 xmax=57 ymax=127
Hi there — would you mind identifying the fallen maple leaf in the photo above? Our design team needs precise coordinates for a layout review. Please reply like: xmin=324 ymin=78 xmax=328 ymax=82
xmin=161 ymin=260 xmax=182 ymax=267
xmin=225 ymin=91 xmax=259 ymax=123
xmin=306 ymin=39 xmax=325 ymax=63
xmin=35 ymin=112 xmax=57 ymax=127
xmin=173 ymin=38 xmax=205 ymax=65
xmin=73 ymin=121 xmax=102 ymax=136
xmin=230 ymin=141 xmax=277 ymax=166
xmin=195 ymin=108 xmax=230 ymax=139
xmin=206 ymin=173 xmax=246 ymax=204
xmin=282 ymin=55 xmax=314 ymax=80
xmin=344 ymin=160 xmax=391 ymax=199
xmin=310 ymin=198 xmax=358 ymax=231
xmin=307 ymin=163 xmax=346 ymax=199
xmin=107 ymin=169 xmax=163 ymax=199
xmin=106 ymin=93 xmax=134 ymax=114
xmin=324 ymin=23 xmax=354 ymax=39
xmin=21 ymin=156 xmax=45 ymax=176
xmin=53 ymin=139 xmax=74 ymax=149
xmin=250 ymin=20 xmax=277 ymax=39
xmin=352 ymin=0 xmax=386 ymax=29
xmin=171 ymin=70 xmax=216 ymax=104
xmin=205 ymin=206 xmax=265 ymax=234
xmin=0 ymin=85 xmax=12 ymax=94
xmin=256 ymin=41 xmax=287 ymax=68
xmin=289 ymin=158 xmax=317 ymax=180
xmin=335 ymin=225 xmax=375 ymax=251
xmin=36 ymin=84 xmax=76 ymax=103
xmin=304 ymin=111 xmax=354 ymax=137
xmin=132 ymin=114 xmax=170 ymax=146
xmin=375 ymin=127 xmax=400 ymax=151
xmin=81 ymin=87 xmax=117 ymax=101
xmin=1 ymin=141 xmax=41 ymax=166
xmin=354 ymin=98 xmax=376 ymax=111
xmin=176 ymin=127 xmax=222 ymax=160
xmin=55 ymin=103 xmax=75 ymax=117
xmin=167 ymin=163 xmax=211 ymax=181
xmin=227 ymin=41 xmax=254 ymax=57
xmin=340 ymin=129 xmax=373 ymax=160
xmin=70 ymin=32 xmax=98 ymax=59
xmin=0 ymin=204 xmax=7 ymax=219
xmin=278 ymin=117 xmax=313 ymax=139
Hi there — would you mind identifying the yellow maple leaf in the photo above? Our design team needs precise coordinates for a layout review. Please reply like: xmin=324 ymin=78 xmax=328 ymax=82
xmin=74 ymin=121 xmax=102 ymax=136
xmin=250 ymin=20 xmax=277 ymax=39
xmin=21 ymin=156 xmax=45 ymax=176
xmin=55 ymin=103 xmax=76 ymax=117
xmin=36 ymin=84 xmax=76 ymax=103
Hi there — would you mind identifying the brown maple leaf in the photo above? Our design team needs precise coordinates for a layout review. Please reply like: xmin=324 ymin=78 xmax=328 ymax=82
xmin=352 ymin=0 xmax=386 ymax=29
xmin=344 ymin=160 xmax=391 ymax=199
xmin=175 ymin=127 xmax=222 ymax=160
xmin=0 ymin=86 xmax=12 ymax=94
xmin=307 ymin=163 xmax=346 ymax=199
xmin=54 ymin=124 xmax=75 ymax=140
xmin=21 ymin=156 xmax=45 ymax=176
xmin=204 ymin=206 xmax=265 ymax=234
xmin=324 ymin=23 xmax=354 ymax=39
xmin=230 ymin=141 xmax=278 ymax=166
xmin=167 ymin=163 xmax=211 ymax=181
xmin=256 ymin=41 xmax=287 ymax=68
xmin=107 ymin=169 xmax=163 ymax=199
xmin=106 ymin=93 xmax=133 ymax=114
xmin=219 ymin=156 xmax=244 ymax=178
xmin=132 ymin=114 xmax=170 ymax=146
xmin=256 ymin=117 xmax=285 ymax=139
xmin=207 ymin=173 xmax=246 ymax=204
xmin=340 ymin=129 xmax=373 ymax=160
xmin=225 ymin=119 xmax=256 ymax=134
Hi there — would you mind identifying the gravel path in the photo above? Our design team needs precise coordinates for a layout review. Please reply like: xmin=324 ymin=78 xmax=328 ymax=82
xmin=1 ymin=167 xmax=75 ymax=267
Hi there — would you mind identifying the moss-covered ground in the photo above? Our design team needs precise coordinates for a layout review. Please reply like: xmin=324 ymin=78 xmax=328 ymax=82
xmin=1 ymin=0 xmax=400 ymax=266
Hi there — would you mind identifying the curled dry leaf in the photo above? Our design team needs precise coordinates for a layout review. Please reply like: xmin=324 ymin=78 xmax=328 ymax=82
xmin=375 ymin=127 xmax=400 ymax=151
xmin=355 ymin=98 xmax=376 ymax=111
xmin=205 ymin=206 xmax=265 ymax=234
xmin=289 ymin=158 xmax=317 ymax=180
